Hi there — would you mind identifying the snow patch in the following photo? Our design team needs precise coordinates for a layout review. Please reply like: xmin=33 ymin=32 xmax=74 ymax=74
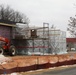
xmin=0 ymin=54 xmax=12 ymax=64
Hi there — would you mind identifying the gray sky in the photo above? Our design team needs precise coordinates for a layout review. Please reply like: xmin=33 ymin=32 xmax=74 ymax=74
xmin=0 ymin=0 xmax=76 ymax=31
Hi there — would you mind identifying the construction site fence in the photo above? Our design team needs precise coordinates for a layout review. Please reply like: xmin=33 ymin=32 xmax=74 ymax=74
xmin=0 ymin=53 xmax=76 ymax=74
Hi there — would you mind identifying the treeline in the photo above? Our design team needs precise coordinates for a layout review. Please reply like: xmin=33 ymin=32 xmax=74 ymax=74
xmin=0 ymin=5 xmax=29 ymax=24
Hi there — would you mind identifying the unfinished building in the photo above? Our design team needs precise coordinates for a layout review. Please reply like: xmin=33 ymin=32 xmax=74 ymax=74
xmin=12 ymin=23 xmax=67 ymax=55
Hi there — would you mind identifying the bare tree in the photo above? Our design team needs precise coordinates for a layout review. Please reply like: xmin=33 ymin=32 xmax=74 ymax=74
xmin=68 ymin=16 xmax=76 ymax=37
xmin=0 ymin=5 xmax=30 ymax=24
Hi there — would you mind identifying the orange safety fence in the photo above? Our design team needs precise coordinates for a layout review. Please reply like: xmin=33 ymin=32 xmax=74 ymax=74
xmin=0 ymin=53 xmax=76 ymax=74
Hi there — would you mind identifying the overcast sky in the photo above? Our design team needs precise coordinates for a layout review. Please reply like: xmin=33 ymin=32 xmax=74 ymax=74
xmin=0 ymin=0 xmax=76 ymax=32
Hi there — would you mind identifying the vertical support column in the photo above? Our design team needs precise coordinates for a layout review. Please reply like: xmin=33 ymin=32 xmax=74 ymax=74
xmin=43 ymin=23 xmax=45 ymax=55
xmin=32 ymin=39 xmax=34 ymax=52
xmin=43 ymin=22 xmax=49 ymax=54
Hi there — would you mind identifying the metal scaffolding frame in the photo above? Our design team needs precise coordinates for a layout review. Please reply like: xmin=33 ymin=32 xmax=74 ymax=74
xmin=12 ymin=23 xmax=67 ymax=55
xmin=12 ymin=23 xmax=50 ymax=55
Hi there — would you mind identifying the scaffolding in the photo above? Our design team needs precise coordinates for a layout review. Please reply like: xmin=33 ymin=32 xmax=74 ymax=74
xmin=12 ymin=23 xmax=50 ymax=55
xmin=49 ymin=28 xmax=66 ymax=54
xmin=12 ymin=23 xmax=67 ymax=55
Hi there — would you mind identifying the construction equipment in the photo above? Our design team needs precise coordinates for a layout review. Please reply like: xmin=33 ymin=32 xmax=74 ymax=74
xmin=0 ymin=36 xmax=16 ymax=56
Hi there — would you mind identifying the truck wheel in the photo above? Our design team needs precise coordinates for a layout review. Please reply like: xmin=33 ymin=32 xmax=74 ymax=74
xmin=9 ymin=45 xmax=16 ymax=56
xmin=0 ymin=47 xmax=4 ymax=55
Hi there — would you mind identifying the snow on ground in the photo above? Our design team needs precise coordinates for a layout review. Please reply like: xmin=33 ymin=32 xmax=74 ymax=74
xmin=10 ymin=73 xmax=22 ymax=75
xmin=0 ymin=54 xmax=12 ymax=64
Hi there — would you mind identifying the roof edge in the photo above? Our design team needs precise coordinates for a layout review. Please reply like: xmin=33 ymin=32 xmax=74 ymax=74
xmin=0 ymin=22 xmax=16 ymax=27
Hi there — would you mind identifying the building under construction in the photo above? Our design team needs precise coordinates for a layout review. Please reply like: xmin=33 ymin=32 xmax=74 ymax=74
xmin=12 ymin=23 xmax=67 ymax=55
